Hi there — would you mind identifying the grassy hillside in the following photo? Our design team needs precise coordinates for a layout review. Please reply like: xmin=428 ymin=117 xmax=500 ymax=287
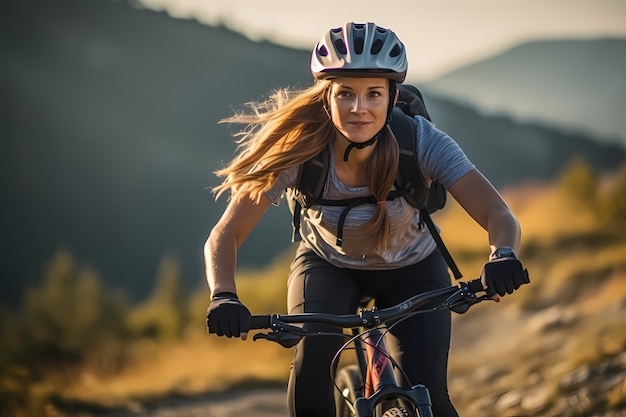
xmin=2 ymin=160 xmax=625 ymax=417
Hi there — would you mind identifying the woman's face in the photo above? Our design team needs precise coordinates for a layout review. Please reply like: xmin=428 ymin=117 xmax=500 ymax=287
xmin=328 ymin=77 xmax=389 ymax=143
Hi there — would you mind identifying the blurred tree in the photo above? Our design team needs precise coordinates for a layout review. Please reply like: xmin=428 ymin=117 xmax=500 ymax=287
xmin=128 ymin=255 xmax=187 ymax=340
xmin=16 ymin=251 xmax=129 ymax=366
xmin=0 ymin=251 xmax=131 ymax=417
xmin=599 ymin=160 xmax=626 ymax=225
xmin=558 ymin=156 xmax=598 ymax=206
xmin=0 ymin=364 xmax=39 ymax=417
xmin=187 ymin=285 xmax=211 ymax=336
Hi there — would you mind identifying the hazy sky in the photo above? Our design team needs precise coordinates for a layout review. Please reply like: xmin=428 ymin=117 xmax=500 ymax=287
xmin=138 ymin=0 xmax=626 ymax=81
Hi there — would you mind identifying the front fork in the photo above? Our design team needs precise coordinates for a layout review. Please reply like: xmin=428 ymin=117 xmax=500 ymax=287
xmin=352 ymin=327 xmax=433 ymax=417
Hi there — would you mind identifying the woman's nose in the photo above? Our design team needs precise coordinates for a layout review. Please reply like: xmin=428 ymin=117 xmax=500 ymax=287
xmin=351 ymin=97 xmax=366 ymax=113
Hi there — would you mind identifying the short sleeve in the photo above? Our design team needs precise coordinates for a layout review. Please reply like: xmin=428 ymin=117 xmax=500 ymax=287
xmin=413 ymin=115 xmax=475 ymax=188
xmin=264 ymin=165 xmax=299 ymax=205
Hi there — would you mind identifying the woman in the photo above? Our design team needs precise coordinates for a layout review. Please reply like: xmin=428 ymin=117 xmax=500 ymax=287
xmin=206 ymin=22 xmax=529 ymax=417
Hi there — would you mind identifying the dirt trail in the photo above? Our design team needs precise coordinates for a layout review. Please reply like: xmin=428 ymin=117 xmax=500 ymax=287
xmin=95 ymin=388 xmax=288 ymax=417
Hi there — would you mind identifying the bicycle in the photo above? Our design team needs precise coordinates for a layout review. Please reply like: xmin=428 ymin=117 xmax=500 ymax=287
xmin=249 ymin=278 xmax=491 ymax=417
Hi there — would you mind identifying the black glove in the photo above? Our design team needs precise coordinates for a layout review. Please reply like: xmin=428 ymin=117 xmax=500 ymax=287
xmin=207 ymin=292 xmax=251 ymax=338
xmin=481 ymin=257 xmax=530 ymax=298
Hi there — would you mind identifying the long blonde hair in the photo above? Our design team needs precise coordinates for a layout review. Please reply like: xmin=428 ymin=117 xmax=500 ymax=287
xmin=213 ymin=81 xmax=332 ymax=202
xmin=213 ymin=79 xmax=399 ymax=250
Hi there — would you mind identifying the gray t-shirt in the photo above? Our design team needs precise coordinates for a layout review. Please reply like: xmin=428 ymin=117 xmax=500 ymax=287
xmin=264 ymin=115 xmax=475 ymax=269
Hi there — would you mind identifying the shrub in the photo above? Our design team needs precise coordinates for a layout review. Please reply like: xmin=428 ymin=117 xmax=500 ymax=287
xmin=557 ymin=156 xmax=598 ymax=206
xmin=15 ymin=251 xmax=129 ymax=368
xmin=598 ymin=161 xmax=626 ymax=225
xmin=127 ymin=255 xmax=188 ymax=340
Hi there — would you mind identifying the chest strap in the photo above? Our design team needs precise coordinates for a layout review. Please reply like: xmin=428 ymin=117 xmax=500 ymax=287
xmin=302 ymin=189 xmax=408 ymax=246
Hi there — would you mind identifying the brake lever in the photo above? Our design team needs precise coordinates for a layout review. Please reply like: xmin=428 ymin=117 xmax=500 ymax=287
xmin=253 ymin=332 xmax=302 ymax=348
xmin=252 ymin=321 xmax=308 ymax=348
xmin=442 ymin=285 xmax=489 ymax=314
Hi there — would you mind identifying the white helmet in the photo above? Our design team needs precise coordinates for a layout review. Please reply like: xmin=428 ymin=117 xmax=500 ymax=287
xmin=311 ymin=22 xmax=407 ymax=82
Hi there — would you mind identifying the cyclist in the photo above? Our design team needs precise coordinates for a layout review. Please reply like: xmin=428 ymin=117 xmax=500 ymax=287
xmin=206 ymin=22 xmax=529 ymax=417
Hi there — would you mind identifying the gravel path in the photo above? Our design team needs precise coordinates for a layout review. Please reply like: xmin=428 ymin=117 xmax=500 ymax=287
xmin=94 ymin=388 xmax=288 ymax=417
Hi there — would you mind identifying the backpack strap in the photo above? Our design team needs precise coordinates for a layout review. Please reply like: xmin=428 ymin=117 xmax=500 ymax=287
xmin=307 ymin=189 xmax=407 ymax=246
xmin=289 ymin=148 xmax=329 ymax=242
xmin=390 ymin=107 xmax=429 ymax=209
xmin=290 ymin=199 xmax=302 ymax=243
xmin=420 ymin=210 xmax=463 ymax=280
xmin=389 ymin=107 xmax=463 ymax=280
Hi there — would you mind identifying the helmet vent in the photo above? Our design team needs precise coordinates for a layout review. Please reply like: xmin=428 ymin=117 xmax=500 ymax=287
xmin=317 ymin=45 xmax=329 ymax=57
xmin=370 ymin=39 xmax=383 ymax=55
xmin=334 ymin=39 xmax=347 ymax=55
xmin=389 ymin=44 xmax=402 ymax=57
xmin=354 ymin=37 xmax=364 ymax=54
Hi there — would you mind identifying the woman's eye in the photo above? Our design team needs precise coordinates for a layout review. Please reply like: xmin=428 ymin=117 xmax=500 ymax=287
xmin=334 ymin=90 xmax=383 ymax=99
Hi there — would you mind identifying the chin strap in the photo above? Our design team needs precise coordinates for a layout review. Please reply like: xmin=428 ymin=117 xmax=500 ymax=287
xmin=342 ymin=130 xmax=383 ymax=161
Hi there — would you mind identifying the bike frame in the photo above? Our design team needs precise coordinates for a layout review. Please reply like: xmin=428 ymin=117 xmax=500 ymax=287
xmin=345 ymin=314 xmax=433 ymax=416
xmin=249 ymin=279 xmax=488 ymax=417
xmin=361 ymin=327 xmax=392 ymax=398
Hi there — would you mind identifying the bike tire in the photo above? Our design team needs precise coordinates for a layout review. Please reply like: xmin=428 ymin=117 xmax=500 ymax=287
xmin=381 ymin=404 xmax=415 ymax=417
xmin=334 ymin=364 xmax=363 ymax=417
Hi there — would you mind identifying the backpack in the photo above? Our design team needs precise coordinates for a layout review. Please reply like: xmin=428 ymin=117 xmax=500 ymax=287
xmin=288 ymin=84 xmax=462 ymax=279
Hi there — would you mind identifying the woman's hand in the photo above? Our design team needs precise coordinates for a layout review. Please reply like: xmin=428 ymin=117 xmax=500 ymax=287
xmin=207 ymin=292 xmax=251 ymax=340
xmin=480 ymin=257 xmax=530 ymax=302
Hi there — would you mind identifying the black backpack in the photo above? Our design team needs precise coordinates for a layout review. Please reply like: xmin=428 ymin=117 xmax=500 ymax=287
xmin=288 ymin=84 xmax=462 ymax=279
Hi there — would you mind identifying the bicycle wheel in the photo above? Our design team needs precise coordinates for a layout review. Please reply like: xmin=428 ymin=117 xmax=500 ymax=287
xmin=381 ymin=403 xmax=415 ymax=417
xmin=334 ymin=364 xmax=363 ymax=417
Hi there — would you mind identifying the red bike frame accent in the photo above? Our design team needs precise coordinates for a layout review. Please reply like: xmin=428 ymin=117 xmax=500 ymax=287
xmin=362 ymin=327 xmax=397 ymax=397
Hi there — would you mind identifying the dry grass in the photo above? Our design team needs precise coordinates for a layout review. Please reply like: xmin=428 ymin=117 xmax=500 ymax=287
xmin=435 ymin=181 xmax=600 ymax=254
xmin=59 ymin=332 xmax=293 ymax=407
xmin=37 ymin=174 xmax=626 ymax=416
xmin=54 ymin=251 xmax=298 ymax=408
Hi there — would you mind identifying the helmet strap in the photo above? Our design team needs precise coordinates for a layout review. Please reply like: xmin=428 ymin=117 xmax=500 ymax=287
xmin=341 ymin=130 xmax=383 ymax=161
xmin=386 ymin=80 xmax=397 ymax=122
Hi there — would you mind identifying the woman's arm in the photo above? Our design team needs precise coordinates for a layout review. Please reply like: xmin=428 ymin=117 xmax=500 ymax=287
xmin=447 ymin=168 xmax=529 ymax=300
xmin=205 ymin=194 xmax=272 ymax=297
xmin=447 ymin=168 xmax=520 ymax=254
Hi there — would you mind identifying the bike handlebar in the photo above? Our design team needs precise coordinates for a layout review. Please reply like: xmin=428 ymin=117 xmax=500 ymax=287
xmin=250 ymin=278 xmax=486 ymax=331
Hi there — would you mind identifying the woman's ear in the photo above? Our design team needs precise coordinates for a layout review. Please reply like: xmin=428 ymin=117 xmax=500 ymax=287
xmin=393 ymin=88 xmax=399 ymax=105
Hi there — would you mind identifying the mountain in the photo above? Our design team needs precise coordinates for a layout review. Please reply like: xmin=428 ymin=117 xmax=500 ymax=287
xmin=1 ymin=0 xmax=310 ymax=306
xmin=1 ymin=0 xmax=624 ymax=307
xmin=418 ymin=95 xmax=624 ymax=187
xmin=422 ymin=38 xmax=626 ymax=149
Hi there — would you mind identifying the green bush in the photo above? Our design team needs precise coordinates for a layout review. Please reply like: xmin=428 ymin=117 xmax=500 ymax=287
xmin=0 ymin=251 xmax=133 ymax=416
xmin=127 ymin=255 xmax=188 ymax=340
xmin=557 ymin=156 xmax=598 ymax=205
xmin=8 ymin=251 xmax=130 ymax=368
xmin=598 ymin=161 xmax=626 ymax=225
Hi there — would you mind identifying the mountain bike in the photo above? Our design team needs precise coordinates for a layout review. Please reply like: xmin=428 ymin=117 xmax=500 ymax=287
xmin=249 ymin=278 xmax=490 ymax=417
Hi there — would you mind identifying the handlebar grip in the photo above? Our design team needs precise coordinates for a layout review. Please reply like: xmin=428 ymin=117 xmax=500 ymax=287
xmin=250 ymin=315 xmax=271 ymax=330
xmin=468 ymin=278 xmax=485 ymax=293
